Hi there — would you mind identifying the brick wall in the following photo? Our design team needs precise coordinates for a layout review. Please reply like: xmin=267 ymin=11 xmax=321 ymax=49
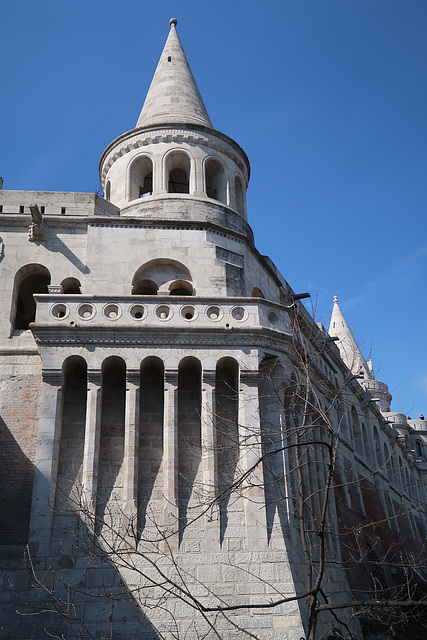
xmin=0 ymin=372 xmax=41 ymax=545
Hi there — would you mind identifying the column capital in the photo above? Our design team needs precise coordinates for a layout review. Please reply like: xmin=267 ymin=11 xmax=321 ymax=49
xmin=126 ymin=369 xmax=140 ymax=384
xmin=87 ymin=369 xmax=102 ymax=385
xmin=165 ymin=369 xmax=179 ymax=385
xmin=240 ymin=369 xmax=259 ymax=383
xmin=41 ymin=369 xmax=62 ymax=385
xmin=202 ymin=370 xmax=216 ymax=384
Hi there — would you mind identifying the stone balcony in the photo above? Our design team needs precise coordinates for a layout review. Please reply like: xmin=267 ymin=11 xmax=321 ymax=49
xmin=33 ymin=295 xmax=291 ymax=336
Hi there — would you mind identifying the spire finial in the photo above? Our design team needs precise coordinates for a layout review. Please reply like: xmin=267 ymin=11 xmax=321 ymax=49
xmin=169 ymin=18 xmax=177 ymax=27
xmin=333 ymin=295 xmax=338 ymax=303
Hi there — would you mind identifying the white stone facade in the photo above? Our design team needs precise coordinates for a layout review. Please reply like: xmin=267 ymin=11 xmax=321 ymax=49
xmin=0 ymin=19 xmax=426 ymax=640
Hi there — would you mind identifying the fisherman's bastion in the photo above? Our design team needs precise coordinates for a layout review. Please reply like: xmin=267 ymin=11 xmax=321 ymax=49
xmin=0 ymin=18 xmax=426 ymax=640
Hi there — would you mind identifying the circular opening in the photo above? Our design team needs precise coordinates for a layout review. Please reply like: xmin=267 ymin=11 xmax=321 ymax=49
xmin=268 ymin=311 xmax=279 ymax=326
xmin=155 ymin=305 xmax=172 ymax=321
xmin=180 ymin=305 xmax=197 ymax=321
xmin=51 ymin=303 xmax=69 ymax=319
xmin=129 ymin=304 xmax=146 ymax=320
xmin=77 ymin=303 xmax=95 ymax=320
xmin=206 ymin=305 xmax=223 ymax=321
xmin=103 ymin=303 xmax=121 ymax=320
xmin=231 ymin=306 xmax=246 ymax=322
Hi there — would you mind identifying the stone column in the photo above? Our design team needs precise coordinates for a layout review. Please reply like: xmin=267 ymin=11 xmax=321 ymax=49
xmin=154 ymin=156 xmax=166 ymax=195
xmin=122 ymin=370 xmax=140 ymax=528
xmin=238 ymin=370 xmax=266 ymax=545
xmin=163 ymin=370 xmax=179 ymax=545
xmin=201 ymin=370 xmax=218 ymax=548
xmin=28 ymin=369 xmax=63 ymax=557
xmin=81 ymin=370 xmax=102 ymax=526
xmin=193 ymin=156 xmax=204 ymax=197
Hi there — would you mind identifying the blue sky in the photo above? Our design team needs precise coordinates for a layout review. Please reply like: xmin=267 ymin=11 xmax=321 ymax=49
xmin=2 ymin=1 xmax=426 ymax=415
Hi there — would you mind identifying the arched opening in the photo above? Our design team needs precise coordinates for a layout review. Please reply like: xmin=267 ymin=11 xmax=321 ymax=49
xmin=235 ymin=175 xmax=245 ymax=216
xmin=132 ymin=279 xmax=158 ymax=295
xmin=351 ymin=407 xmax=363 ymax=454
xmin=12 ymin=264 xmax=51 ymax=331
xmin=336 ymin=398 xmax=350 ymax=444
xmin=178 ymin=356 xmax=202 ymax=542
xmin=132 ymin=259 xmax=192 ymax=296
xmin=216 ymin=357 xmax=239 ymax=544
xmin=61 ymin=277 xmax=81 ymax=294
xmin=205 ymin=158 xmax=227 ymax=204
xmin=384 ymin=443 xmax=392 ymax=483
xmin=362 ymin=422 xmax=370 ymax=464
xmin=373 ymin=426 xmax=383 ymax=468
xmin=167 ymin=152 xmax=190 ymax=194
xmin=169 ymin=280 xmax=193 ymax=296
xmin=415 ymin=441 xmax=423 ymax=458
xmin=97 ymin=357 xmax=126 ymax=529
xmin=129 ymin=155 xmax=153 ymax=201
xmin=53 ymin=356 xmax=87 ymax=541
xmin=252 ymin=287 xmax=265 ymax=298
xmin=105 ymin=180 xmax=111 ymax=201
xmin=139 ymin=357 xmax=164 ymax=535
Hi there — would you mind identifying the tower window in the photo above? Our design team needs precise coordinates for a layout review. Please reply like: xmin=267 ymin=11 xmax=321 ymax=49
xmin=166 ymin=152 xmax=190 ymax=194
xmin=139 ymin=172 xmax=153 ymax=198
xmin=19 ymin=206 xmax=24 ymax=213
xmin=205 ymin=158 xmax=227 ymax=204
xmin=169 ymin=169 xmax=189 ymax=193
xmin=61 ymin=207 xmax=66 ymax=214
xmin=129 ymin=156 xmax=153 ymax=201
xmin=168 ymin=56 xmax=172 ymax=62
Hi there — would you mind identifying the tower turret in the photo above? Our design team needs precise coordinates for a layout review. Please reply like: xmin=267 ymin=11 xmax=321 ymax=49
xmin=329 ymin=296 xmax=392 ymax=411
xmin=99 ymin=19 xmax=250 ymax=238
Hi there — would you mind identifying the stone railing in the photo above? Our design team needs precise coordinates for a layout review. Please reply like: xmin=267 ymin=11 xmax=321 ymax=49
xmin=33 ymin=295 xmax=290 ymax=334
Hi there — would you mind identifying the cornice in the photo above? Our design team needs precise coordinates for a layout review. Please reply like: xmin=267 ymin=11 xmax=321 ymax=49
xmin=99 ymin=124 xmax=250 ymax=184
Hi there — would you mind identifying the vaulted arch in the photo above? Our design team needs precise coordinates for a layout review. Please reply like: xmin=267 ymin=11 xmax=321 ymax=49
xmin=11 ymin=264 xmax=51 ymax=332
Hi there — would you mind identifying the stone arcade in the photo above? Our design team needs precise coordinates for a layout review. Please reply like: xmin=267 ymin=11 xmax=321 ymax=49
xmin=1 ymin=18 xmax=426 ymax=640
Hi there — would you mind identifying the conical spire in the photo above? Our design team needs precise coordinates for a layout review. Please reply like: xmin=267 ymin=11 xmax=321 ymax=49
xmin=328 ymin=296 xmax=372 ymax=379
xmin=136 ymin=18 xmax=213 ymax=129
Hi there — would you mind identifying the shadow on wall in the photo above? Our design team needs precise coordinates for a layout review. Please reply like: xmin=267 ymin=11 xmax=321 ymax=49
xmin=0 ymin=435 xmax=162 ymax=640
xmin=0 ymin=418 xmax=34 ymax=546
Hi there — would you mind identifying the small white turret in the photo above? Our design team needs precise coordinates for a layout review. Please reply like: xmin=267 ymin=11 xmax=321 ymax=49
xmin=98 ymin=19 xmax=250 ymax=232
xmin=329 ymin=296 xmax=392 ymax=411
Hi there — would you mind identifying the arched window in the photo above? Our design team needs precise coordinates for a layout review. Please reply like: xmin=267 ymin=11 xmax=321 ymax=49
xmin=97 ymin=357 xmax=126 ymax=526
xmin=167 ymin=152 xmax=190 ymax=194
xmin=132 ymin=279 xmax=158 ymax=295
xmin=61 ymin=277 xmax=81 ymax=294
xmin=178 ymin=356 xmax=202 ymax=542
xmin=216 ymin=357 xmax=239 ymax=543
xmin=169 ymin=280 xmax=193 ymax=296
xmin=351 ymin=407 xmax=362 ymax=454
xmin=384 ymin=443 xmax=392 ymax=483
xmin=11 ymin=264 xmax=51 ymax=331
xmin=205 ymin=158 xmax=227 ymax=204
xmin=415 ymin=441 xmax=423 ymax=458
xmin=105 ymin=180 xmax=111 ymax=201
xmin=139 ymin=357 xmax=164 ymax=534
xmin=252 ymin=287 xmax=265 ymax=298
xmin=129 ymin=155 xmax=153 ymax=201
xmin=373 ymin=426 xmax=382 ymax=468
xmin=54 ymin=356 xmax=87 ymax=520
xmin=235 ymin=175 xmax=245 ymax=216
xmin=132 ymin=259 xmax=192 ymax=296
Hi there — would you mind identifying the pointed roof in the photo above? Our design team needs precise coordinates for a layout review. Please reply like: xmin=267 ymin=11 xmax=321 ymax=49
xmin=136 ymin=18 xmax=213 ymax=130
xmin=328 ymin=296 xmax=372 ymax=379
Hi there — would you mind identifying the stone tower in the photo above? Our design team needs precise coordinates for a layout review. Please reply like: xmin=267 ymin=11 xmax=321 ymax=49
xmin=0 ymin=19 xmax=426 ymax=640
